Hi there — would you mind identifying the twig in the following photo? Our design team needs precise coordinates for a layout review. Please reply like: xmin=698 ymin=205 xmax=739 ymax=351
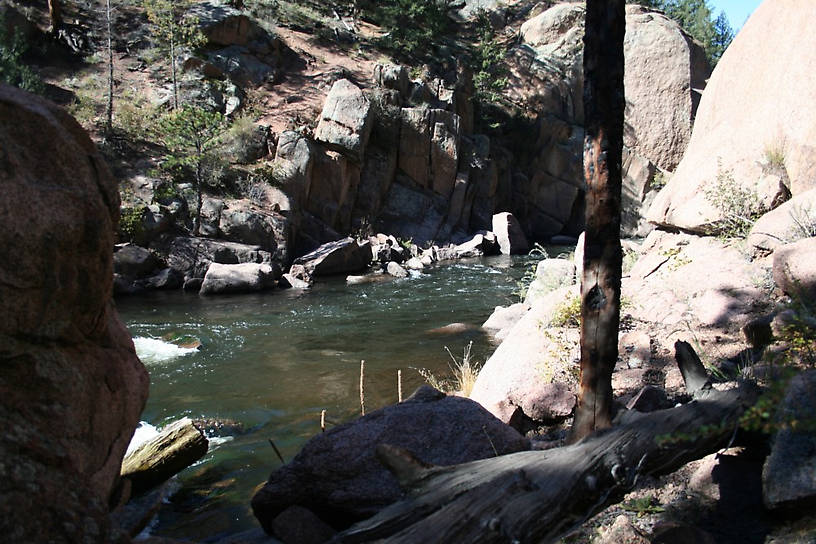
xmin=320 ymin=409 xmax=326 ymax=432
xmin=398 ymin=369 xmax=403 ymax=403
xmin=482 ymin=425 xmax=498 ymax=457
xmin=360 ymin=359 xmax=366 ymax=416
xmin=267 ymin=438 xmax=285 ymax=464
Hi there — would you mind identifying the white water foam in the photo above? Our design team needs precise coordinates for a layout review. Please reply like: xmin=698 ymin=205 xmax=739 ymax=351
xmin=133 ymin=336 xmax=199 ymax=364
xmin=126 ymin=421 xmax=160 ymax=456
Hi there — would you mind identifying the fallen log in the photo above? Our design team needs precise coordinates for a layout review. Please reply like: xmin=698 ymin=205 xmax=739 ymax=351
xmin=332 ymin=346 xmax=758 ymax=544
xmin=121 ymin=418 xmax=208 ymax=496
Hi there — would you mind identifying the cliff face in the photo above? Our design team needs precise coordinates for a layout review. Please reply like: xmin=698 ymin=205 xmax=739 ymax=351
xmin=0 ymin=84 xmax=149 ymax=542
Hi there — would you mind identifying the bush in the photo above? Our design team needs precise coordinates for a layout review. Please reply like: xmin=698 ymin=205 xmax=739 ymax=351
xmin=0 ymin=14 xmax=44 ymax=93
xmin=119 ymin=205 xmax=147 ymax=242
xmin=703 ymin=166 xmax=764 ymax=239
xmin=471 ymin=10 xmax=508 ymax=104
xmin=369 ymin=0 xmax=451 ymax=58
xmin=551 ymin=293 xmax=582 ymax=328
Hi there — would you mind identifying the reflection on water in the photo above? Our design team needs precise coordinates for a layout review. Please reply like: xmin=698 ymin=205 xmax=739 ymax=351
xmin=115 ymin=255 xmax=533 ymax=540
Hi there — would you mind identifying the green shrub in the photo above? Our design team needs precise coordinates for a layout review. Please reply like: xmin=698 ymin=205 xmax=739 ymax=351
xmin=551 ymin=293 xmax=582 ymax=328
xmin=703 ymin=166 xmax=764 ymax=239
xmin=119 ymin=205 xmax=147 ymax=242
xmin=368 ymin=0 xmax=450 ymax=58
xmin=471 ymin=10 xmax=508 ymax=104
xmin=0 ymin=14 xmax=44 ymax=93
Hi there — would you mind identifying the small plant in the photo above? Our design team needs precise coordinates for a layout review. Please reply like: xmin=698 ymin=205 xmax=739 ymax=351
xmin=0 ymin=14 xmax=44 ymax=93
xmin=622 ymin=495 xmax=665 ymax=517
xmin=551 ymin=294 xmax=582 ymax=328
xmin=703 ymin=165 xmax=764 ymax=239
xmin=119 ymin=205 xmax=147 ymax=242
xmin=786 ymin=203 xmax=816 ymax=242
xmin=514 ymin=244 xmax=551 ymax=301
xmin=417 ymin=341 xmax=482 ymax=396
xmin=764 ymin=144 xmax=786 ymax=170
xmin=651 ymin=170 xmax=668 ymax=190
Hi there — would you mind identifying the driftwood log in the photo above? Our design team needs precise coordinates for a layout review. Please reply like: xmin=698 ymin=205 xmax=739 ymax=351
xmin=331 ymin=343 xmax=757 ymax=544
xmin=121 ymin=418 xmax=208 ymax=496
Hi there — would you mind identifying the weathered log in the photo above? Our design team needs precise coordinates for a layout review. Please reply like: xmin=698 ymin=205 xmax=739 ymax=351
xmin=121 ymin=418 xmax=208 ymax=496
xmin=332 ymin=383 xmax=757 ymax=543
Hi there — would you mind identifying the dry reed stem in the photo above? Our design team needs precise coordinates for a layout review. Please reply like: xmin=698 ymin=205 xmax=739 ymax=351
xmin=398 ymin=369 xmax=403 ymax=402
xmin=360 ymin=359 xmax=366 ymax=416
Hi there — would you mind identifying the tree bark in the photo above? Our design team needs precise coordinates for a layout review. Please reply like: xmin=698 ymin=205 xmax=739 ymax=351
xmin=120 ymin=418 xmax=208 ymax=496
xmin=571 ymin=0 xmax=626 ymax=442
xmin=170 ymin=25 xmax=178 ymax=110
xmin=47 ymin=0 xmax=63 ymax=35
xmin=331 ymin=382 xmax=757 ymax=544
xmin=106 ymin=0 xmax=114 ymax=134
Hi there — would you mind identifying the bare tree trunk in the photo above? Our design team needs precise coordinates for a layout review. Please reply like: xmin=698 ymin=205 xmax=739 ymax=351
xmin=570 ymin=0 xmax=626 ymax=443
xmin=194 ymin=162 xmax=202 ymax=236
xmin=170 ymin=25 xmax=178 ymax=110
xmin=48 ymin=0 xmax=63 ymax=35
xmin=106 ymin=0 xmax=114 ymax=134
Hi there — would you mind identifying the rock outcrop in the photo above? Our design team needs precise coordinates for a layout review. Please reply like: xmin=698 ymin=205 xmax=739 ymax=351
xmin=772 ymin=238 xmax=816 ymax=300
xmin=508 ymin=2 xmax=709 ymax=238
xmin=648 ymin=0 xmax=816 ymax=232
xmin=251 ymin=386 xmax=529 ymax=533
xmin=0 ymin=84 xmax=149 ymax=542
xmin=292 ymin=237 xmax=372 ymax=278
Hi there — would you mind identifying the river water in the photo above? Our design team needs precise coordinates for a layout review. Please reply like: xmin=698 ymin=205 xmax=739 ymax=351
xmin=116 ymin=255 xmax=534 ymax=541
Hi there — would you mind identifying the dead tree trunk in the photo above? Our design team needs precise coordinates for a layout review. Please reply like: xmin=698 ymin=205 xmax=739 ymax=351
xmin=120 ymin=418 xmax=208 ymax=496
xmin=48 ymin=0 xmax=63 ymax=35
xmin=332 ymin=379 xmax=757 ymax=543
xmin=571 ymin=0 xmax=626 ymax=442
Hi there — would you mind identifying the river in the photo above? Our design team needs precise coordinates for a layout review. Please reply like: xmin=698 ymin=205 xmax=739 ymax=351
xmin=116 ymin=255 xmax=535 ymax=541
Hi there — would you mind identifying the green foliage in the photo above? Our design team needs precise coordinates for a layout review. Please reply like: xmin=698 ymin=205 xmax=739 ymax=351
xmin=622 ymin=495 xmax=665 ymax=516
xmin=513 ymin=244 xmax=551 ymax=301
xmin=629 ymin=0 xmax=734 ymax=66
xmin=369 ymin=0 xmax=450 ymax=58
xmin=703 ymin=166 xmax=764 ymax=239
xmin=143 ymin=0 xmax=206 ymax=108
xmin=551 ymin=293 xmax=582 ymax=328
xmin=0 ymin=15 xmax=44 ymax=93
xmin=764 ymin=144 xmax=786 ymax=170
xmin=143 ymin=0 xmax=206 ymax=51
xmin=471 ymin=10 xmax=508 ymax=104
xmin=119 ymin=205 xmax=147 ymax=242
xmin=156 ymin=106 xmax=225 ymax=172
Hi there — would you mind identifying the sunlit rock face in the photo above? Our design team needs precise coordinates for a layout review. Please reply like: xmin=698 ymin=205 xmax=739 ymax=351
xmin=0 ymin=83 xmax=149 ymax=543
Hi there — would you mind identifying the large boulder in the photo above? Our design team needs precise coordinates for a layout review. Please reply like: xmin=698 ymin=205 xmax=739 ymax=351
xmin=251 ymin=386 xmax=529 ymax=531
xmin=647 ymin=0 xmax=816 ymax=232
xmin=513 ymin=3 xmax=707 ymax=170
xmin=524 ymin=258 xmax=576 ymax=307
xmin=314 ymin=79 xmax=373 ymax=162
xmin=470 ymin=285 xmax=580 ymax=427
xmin=772 ymin=237 xmax=816 ymax=300
xmin=0 ymin=84 xmax=149 ymax=542
xmin=763 ymin=370 xmax=816 ymax=510
xmin=492 ymin=212 xmax=529 ymax=255
xmin=199 ymin=262 xmax=281 ymax=295
xmin=748 ymin=189 xmax=816 ymax=254
xmin=192 ymin=0 xmax=269 ymax=47
xmin=293 ymin=237 xmax=372 ymax=278
xmin=624 ymin=230 xmax=763 ymax=328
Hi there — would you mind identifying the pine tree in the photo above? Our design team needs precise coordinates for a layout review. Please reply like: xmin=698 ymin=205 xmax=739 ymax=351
xmin=143 ymin=0 xmax=205 ymax=109
xmin=156 ymin=106 xmax=225 ymax=235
